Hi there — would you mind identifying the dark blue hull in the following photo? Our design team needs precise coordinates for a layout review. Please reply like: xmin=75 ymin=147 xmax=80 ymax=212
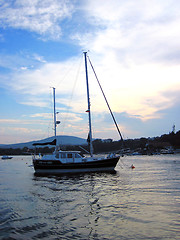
xmin=33 ymin=157 xmax=119 ymax=174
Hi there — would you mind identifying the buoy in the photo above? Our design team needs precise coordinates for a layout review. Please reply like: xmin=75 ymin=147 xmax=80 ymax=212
xmin=131 ymin=164 xmax=135 ymax=169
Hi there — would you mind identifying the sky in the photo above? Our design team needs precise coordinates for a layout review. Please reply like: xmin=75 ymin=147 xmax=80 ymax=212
xmin=0 ymin=0 xmax=180 ymax=144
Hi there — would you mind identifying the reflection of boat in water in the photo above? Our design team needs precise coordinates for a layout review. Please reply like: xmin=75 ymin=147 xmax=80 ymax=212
xmin=1 ymin=155 xmax=13 ymax=159
xmin=33 ymin=52 xmax=123 ymax=174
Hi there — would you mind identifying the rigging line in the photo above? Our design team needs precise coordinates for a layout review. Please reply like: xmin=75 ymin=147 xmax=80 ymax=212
xmin=55 ymin=52 xmax=83 ymax=89
xmin=87 ymin=55 xmax=124 ymax=142
xmin=39 ymin=94 xmax=53 ymax=140
xmin=47 ymin=88 xmax=54 ymax=137
xmin=60 ymin=54 xmax=83 ymax=134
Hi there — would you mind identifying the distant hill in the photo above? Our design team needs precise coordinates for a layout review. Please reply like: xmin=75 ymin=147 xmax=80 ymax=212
xmin=0 ymin=135 xmax=87 ymax=149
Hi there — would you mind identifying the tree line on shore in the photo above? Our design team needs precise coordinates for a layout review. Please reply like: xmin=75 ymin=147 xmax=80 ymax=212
xmin=0 ymin=130 xmax=180 ymax=156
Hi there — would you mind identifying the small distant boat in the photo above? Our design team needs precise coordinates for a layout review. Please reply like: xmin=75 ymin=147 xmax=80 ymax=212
xmin=160 ymin=148 xmax=174 ymax=154
xmin=32 ymin=52 xmax=123 ymax=174
xmin=132 ymin=152 xmax=141 ymax=156
xmin=1 ymin=155 xmax=13 ymax=159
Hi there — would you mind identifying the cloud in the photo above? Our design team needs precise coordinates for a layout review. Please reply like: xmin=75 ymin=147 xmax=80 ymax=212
xmin=0 ymin=125 xmax=45 ymax=144
xmin=76 ymin=0 xmax=180 ymax=64
xmin=0 ymin=0 xmax=74 ymax=40
xmin=1 ymin=51 xmax=180 ymax=125
xmin=92 ymin=86 xmax=180 ymax=139
xmin=29 ymin=112 xmax=83 ymax=123
xmin=0 ymin=119 xmax=23 ymax=124
xmin=29 ymin=113 xmax=52 ymax=119
xmin=0 ymin=55 xmax=91 ymax=113
xmin=0 ymin=117 xmax=54 ymax=143
xmin=0 ymin=118 xmax=49 ymax=125
xmin=69 ymin=0 xmax=180 ymax=122
xmin=20 ymin=98 xmax=51 ymax=108
xmin=0 ymin=53 xmax=47 ymax=73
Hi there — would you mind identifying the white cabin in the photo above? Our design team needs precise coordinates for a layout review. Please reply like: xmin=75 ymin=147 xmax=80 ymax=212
xmin=39 ymin=151 xmax=86 ymax=164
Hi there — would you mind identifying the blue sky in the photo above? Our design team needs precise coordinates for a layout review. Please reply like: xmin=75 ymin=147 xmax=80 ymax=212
xmin=0 ymin=0 xmax=180 ymax=144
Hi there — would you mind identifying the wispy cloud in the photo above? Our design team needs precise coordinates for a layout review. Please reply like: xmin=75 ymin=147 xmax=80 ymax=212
xmin=0 ymin=52 xmax=47 ymax=72
xmin=77 ymin=0 xmax=180 ymax=64
xmin=0 ymin=126 xmax=45 ymax=144
xmin=29 ymin=113 xmax=52 ymax=119
xmin=0 ymin=118 xmax=49 ymax=125
xmin=0 ymin=0 xmax=74 ymax=40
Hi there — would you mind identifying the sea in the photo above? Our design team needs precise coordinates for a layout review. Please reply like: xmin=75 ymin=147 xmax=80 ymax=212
xmin=0 ymin=154 xmax=180 ymax=240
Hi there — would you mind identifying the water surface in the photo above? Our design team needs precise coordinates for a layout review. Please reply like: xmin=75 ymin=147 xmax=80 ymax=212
xmin=0 ymin=155 xmax=180 ymax=239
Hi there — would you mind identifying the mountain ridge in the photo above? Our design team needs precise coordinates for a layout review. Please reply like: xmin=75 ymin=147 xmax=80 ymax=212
xmin=0 ymin=135 xmax=87 ymax=149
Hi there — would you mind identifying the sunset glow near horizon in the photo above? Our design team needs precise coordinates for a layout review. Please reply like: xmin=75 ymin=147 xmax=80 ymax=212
xmin=0 ymin=0 xmax=180 ymax=144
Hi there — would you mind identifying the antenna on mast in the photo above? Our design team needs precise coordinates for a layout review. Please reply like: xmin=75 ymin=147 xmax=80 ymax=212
xmin=172 ymin=124 xmax=175 ymax=134
xmin=52 ymin=87 xmax=60 ymax=151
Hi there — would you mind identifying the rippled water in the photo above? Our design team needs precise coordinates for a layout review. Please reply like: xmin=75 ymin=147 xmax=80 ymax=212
xmin=0 ymin=154 xmax=180 ymax=240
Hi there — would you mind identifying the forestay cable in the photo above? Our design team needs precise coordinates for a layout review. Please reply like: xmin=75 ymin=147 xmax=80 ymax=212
xmin=87 ymin=55 xmax=124 ymax=142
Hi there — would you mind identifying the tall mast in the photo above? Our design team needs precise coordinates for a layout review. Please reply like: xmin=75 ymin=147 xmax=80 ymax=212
xmin=53 ymin=87 xmax=57 ymax=138
xmin=84 ymin=52 xmax=93 ymax=157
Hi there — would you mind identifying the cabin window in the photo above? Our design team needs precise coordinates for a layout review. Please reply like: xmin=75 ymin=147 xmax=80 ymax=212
xmin=60 ymin=153 xmax=66 ymax=158
xmin=55 ymin=153 xmax=59 ymax=158
xmin=74 ymin=153 xmax=81 ymax=158
xmin=67 ymin=153 xmax=73 ymax=158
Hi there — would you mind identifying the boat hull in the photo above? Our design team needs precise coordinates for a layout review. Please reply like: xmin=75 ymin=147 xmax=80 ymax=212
xmin=1 ymin=156 xmax=13 ymax=159
xmin=33 ymin=157 xmax=119 ymax=174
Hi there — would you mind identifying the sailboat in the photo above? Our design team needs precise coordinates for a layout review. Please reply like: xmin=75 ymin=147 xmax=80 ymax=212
xmin=32 ymin=52 xmax=122 ymax=174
